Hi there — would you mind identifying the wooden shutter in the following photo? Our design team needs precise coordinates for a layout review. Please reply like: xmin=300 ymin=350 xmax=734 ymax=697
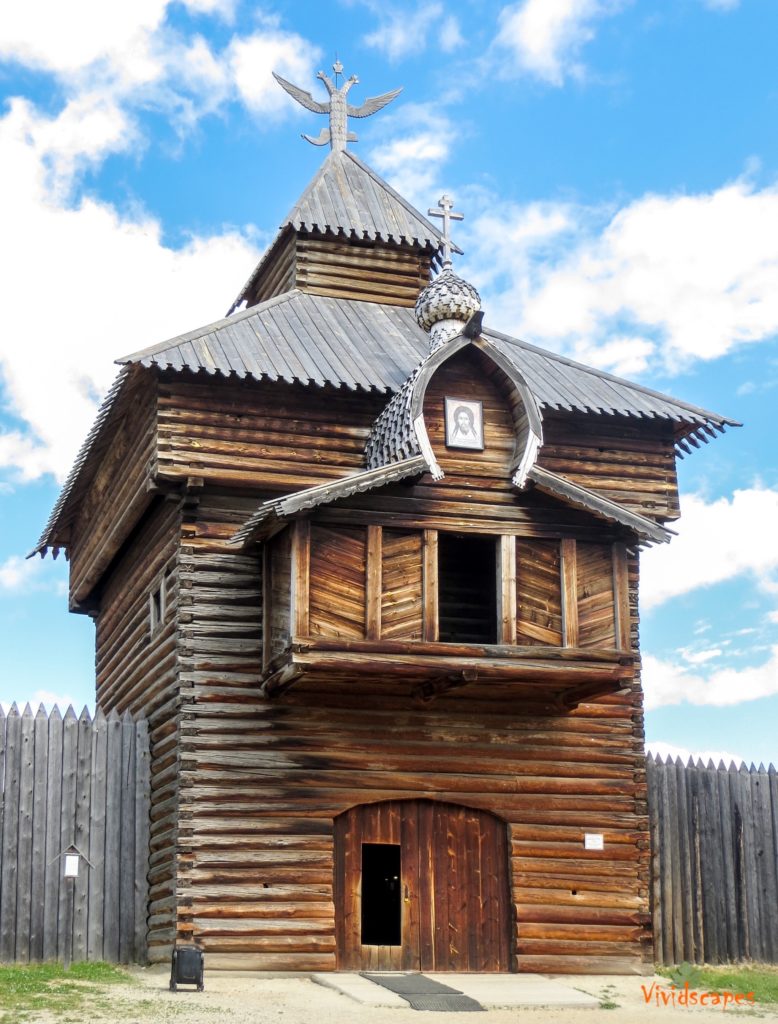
xmin=381 ymin=530 xmax=423 ymax=640
xmin=516 ymin=539 xmax=563 ymax=646
xmin=576 ymin=542 xmax=616 ymax=648
xmin=309 ymin=525 xmax=366 ymax=639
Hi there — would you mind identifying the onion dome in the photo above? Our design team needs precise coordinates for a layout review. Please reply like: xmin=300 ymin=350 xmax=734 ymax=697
xmin=414 ymin=269 xmax=481 ymax=351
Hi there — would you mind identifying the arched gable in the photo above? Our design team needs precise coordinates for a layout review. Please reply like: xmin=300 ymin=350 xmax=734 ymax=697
xmin=366 ymin=333 xmax=542 ymax=485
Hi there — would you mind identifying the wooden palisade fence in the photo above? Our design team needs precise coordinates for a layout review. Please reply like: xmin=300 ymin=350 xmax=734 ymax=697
xmin=0 ymin=704 xmax=150 ymax=964
xmin=647 ymin=753 xmax=778 ymax=966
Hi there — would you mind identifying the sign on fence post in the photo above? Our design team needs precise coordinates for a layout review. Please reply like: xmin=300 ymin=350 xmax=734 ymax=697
xmin=58 ymin=844 xmax=92 ymax=972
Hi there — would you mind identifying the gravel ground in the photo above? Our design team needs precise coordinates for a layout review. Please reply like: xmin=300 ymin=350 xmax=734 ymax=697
xmin=23 ymin=966 xmax=778 ymax=1024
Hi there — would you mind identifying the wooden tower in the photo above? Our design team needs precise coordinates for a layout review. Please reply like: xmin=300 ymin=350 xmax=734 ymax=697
xmin=34 ymin=70 xmax=737 ymax=974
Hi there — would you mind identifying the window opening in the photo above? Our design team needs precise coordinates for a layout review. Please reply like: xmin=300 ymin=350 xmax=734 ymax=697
xmin=361 ymin=843 xmax=401 ymax=946
xmin=438 ymin=533 xmax=497 ymax=644
xmin=150 ymin=578 xmax=165 ymax=633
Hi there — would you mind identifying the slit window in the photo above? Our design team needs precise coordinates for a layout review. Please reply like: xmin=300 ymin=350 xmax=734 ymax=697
xmin=361 ymin=843 xmax=401 ymax=946
xmin=438 ymin=533 xmax=498 ymax=644
xmin=149 ymin=577 xmax=165 ymax=633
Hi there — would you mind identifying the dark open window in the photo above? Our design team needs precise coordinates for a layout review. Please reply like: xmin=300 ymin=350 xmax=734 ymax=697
xmin=361 ymin=843 xmax=401 ymax=946
xmin=438 ymin=533 xmax=498 ymax=644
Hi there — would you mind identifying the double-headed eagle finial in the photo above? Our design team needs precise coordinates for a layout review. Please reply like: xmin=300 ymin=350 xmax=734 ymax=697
xmin=273 ymin=61 xmax=402 ymax=152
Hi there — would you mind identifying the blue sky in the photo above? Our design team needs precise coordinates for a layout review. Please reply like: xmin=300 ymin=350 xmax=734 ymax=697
xmin=1 ymin=0 xmax=777 ymax=767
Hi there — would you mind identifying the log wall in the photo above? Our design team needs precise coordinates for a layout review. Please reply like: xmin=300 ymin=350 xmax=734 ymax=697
xmin=95 ymin=498 xmax=182 ymax=961
xmin=171 ymin=487 xmax=650 ymax=972
xmin=175 ymin=497 xmax=264 ymax=959
xmin=156 ymin=373 xmax=387 ymax=493
xmin=69 ymin=353 xmax=657 ymax=971
xmin=244 ymin=230 xmax=433 ymax=309
xmin=68 ymin=370 xmax=157 ymax=608
xmin=538 ymin=414 xmax=680 ymax=522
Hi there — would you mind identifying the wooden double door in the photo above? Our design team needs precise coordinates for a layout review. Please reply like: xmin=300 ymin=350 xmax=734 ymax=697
xmin=334 ymin=799 xmax=512 ymax=971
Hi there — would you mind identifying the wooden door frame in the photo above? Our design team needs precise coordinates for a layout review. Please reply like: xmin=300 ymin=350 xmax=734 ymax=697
xmin=334 ymin=798 xmax=514 ymax=972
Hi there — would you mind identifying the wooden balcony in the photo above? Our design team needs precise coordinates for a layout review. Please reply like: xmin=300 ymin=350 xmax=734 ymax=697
xmin=260 ymin=636 xmax=636 ymax=709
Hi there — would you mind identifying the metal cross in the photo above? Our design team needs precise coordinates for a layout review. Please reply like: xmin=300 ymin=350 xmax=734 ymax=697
xmin=273 ymin=63 xmax=402 ymax=152
xmin=428 ymin=195 xmax=463 ymax=269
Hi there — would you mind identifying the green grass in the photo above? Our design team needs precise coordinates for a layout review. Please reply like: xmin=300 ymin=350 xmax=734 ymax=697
xmin=597 ymin=982 xmax=620 ymax=1009
xmin=0 ymin=961 xmax=132 ymax=1023
xmin=659 ymin=963 xmax=778 ymax=1005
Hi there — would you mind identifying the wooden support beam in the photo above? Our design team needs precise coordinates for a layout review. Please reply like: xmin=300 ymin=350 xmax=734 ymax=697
xmin=497 ymin=534 xmax=517 ymax=645
xmin=260 ymin=662 xmax=304 ymax=700
xmin=291 ymin=519 xmax=310 ymax=639
xmin=556 ymin=678 xmax=624 ymax=711
xmin=612 ymin=542 xmax=631 ymax=652
xmin=561 ymin=538 xmax=579 ymax=648
xmin=366 ymin=525 xmax=382 ymax=641
xmin=422 ymin=529 xmax=439 ymax=642
xmin=412 ymin=668 xmax=478 ymax=705
xmin=261 ymin=544 xmax=271 ymax=671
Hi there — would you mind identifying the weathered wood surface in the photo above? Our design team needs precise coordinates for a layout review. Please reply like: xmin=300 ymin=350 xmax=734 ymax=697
xmin=50 ymin=303 xmax=676 ymax=974
xmin=538 ymin=413 xmax=680 ymax=522
xmin=169 ymin=526 xmax=649 ymax=973
xmin=647 ymin=755 xmax=778 ymax=965
xmin=67 ymin=369 xmax=158 ymax=608
xmin=245 ymin=231 xmax=433 ymax=309
xmin=93 ymin=498 xmax=181 ymax=961
xmin=335 ymin=799 xmax=511 ymax=971
xmin=268 ymin=520 xmax=626 ymax=677
xmin=156 ymin=373 xmax=387 ymax=494
xmin=0 ymin=705 xmax=150 ymax=965
xmin=295 ymin=235 xmax=432 ymax=308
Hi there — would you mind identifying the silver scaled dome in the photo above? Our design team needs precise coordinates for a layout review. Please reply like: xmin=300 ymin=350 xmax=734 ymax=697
xmin=415 ymin=269 xmax=481 ymax=350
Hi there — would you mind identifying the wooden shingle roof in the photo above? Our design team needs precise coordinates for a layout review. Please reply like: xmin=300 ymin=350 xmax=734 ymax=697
xmin=228 ymin=150 xmax=455 ymax=314
xmin=119 ymin=288 xmax=737 ymax=446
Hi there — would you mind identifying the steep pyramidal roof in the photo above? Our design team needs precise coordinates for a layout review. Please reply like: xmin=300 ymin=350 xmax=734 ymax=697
xmin=228 ymin=150 xmax=455 ymax=314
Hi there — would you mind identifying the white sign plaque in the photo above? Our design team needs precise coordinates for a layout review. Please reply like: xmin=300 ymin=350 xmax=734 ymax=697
xmin=64 ymin=854 xmax=80 ymax=878
xmin=584 ymin=833 xmax=604 ymax=851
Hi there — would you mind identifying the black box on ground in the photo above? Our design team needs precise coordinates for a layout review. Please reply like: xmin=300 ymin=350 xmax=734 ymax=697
xmin=170 ymin=945 xmax=204 ymax=991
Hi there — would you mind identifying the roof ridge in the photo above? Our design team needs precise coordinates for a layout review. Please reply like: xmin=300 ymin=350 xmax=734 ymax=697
xmin=486 ymin=327 xmax=739 ymax=427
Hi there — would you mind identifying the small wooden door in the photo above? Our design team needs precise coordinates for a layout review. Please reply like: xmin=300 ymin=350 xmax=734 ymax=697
xmin=335 ymin=799 xmax=512 ymax=971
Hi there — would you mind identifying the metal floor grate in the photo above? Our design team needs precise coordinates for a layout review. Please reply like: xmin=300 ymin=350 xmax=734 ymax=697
xmin=360 ymin=973 xmax=485 ymax=1012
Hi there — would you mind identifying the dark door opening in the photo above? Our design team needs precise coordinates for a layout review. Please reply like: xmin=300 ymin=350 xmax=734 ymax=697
xmin=438 ymin=533 xmax=497 ymax=644
xmin=361 ymin=843 xmax=402 ymax=946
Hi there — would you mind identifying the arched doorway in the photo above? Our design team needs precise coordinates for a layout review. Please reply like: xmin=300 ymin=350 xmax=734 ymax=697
xmin=334 ymin=799 xmax=512 ymax=972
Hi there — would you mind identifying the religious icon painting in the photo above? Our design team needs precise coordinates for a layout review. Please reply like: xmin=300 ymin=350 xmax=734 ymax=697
xmin=445 ymin=397 xmax=484 ymax=450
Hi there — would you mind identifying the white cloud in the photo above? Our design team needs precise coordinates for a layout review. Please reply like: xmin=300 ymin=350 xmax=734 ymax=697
xmin=493 ymin=0 xmax=623 ymax=85
xmin=0 ymin=94 xmax=260 ymax=483
xmin=180 ymin=0 xmax=237 ymax=18
xmin=465 ymin=177 xmax=778 ymax=376
xmin=0 ymin=2 xmax=321 ymax=130
xmin=362 ymin=3 xmax=461 ymax=61
xmin=640 ymin=488 xmax=778 ymax=611
xmin=646 ymin=740 xmax=745 ymax=768
xmin=0 ymin=0 xmax=167 ymax=78
xmin=643 ymin=649 xmax=778 ymax=709
xmin=0 ymin=555 xmax=35 ymax=590
xmin=369 ymin=106 xmax=456 ymax=208
xmin=228 ymin=30 xmax=322 ymax=116
xmin=679 ymin=647 xmax=723 ymax=666
xmin=701 ymin=0 xmax=739 ymax=10
xmin=0 ymin=553 xmax=66 ymax=593
xmin=440 ymin=16 xmax=464 ymax=53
